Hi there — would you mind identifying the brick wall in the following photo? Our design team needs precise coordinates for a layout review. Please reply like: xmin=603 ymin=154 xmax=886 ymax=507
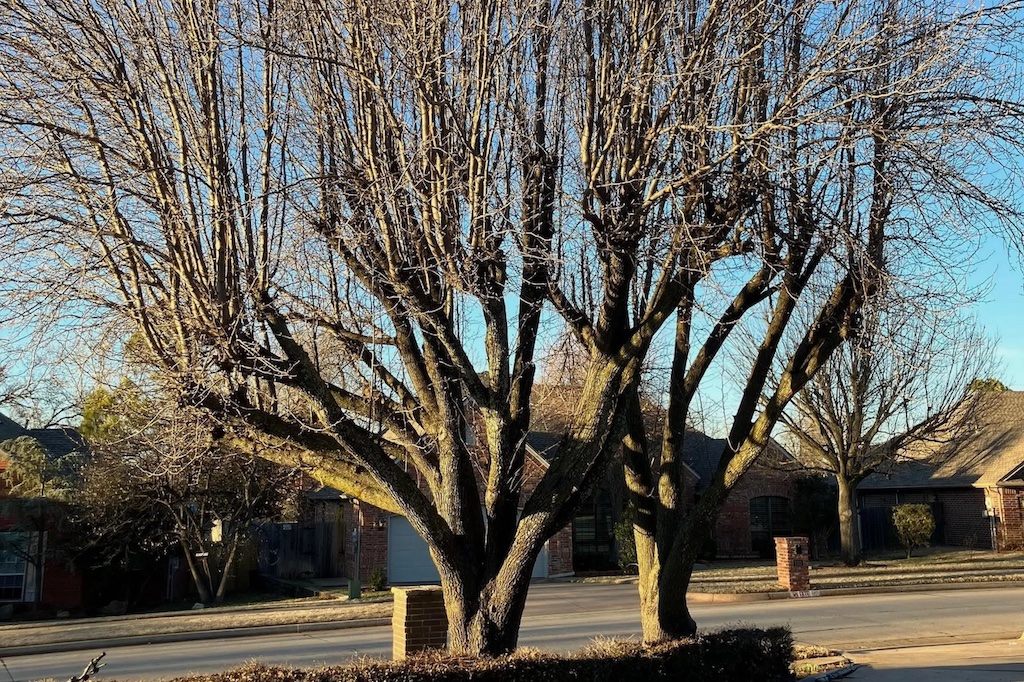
xmin=391 ymin=586 xmax=447 ymax=659
xmin=1 ymin=511 xmax=86 ymax=609
xmin=547 ymin=524 xmax=573 ymax=575
xmin=774 ymin=536 xmax=810 ymax=592
xmin=936 ymin=488 xmax=990 ymax=549
xmin=989 ymin=487 xmax=1024 ymax=551
xmin=356 ymin=502 xmax=390 ymax=581
xmin=861 ymin=487 xmax=992 ymax=550
xmin=337 ymin=499 xmax=389 ymax=577
xmin=41 ymin=559 xmax=83 ymax=608
xmin=715 ymin=463 xmax=799 ymax=558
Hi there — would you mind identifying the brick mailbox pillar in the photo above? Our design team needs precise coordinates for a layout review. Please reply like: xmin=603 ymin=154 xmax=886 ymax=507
xmin=392 ymin=586 xmax=448 ymax=659
xmin=775 ymin=536 xmax=811 ymax=592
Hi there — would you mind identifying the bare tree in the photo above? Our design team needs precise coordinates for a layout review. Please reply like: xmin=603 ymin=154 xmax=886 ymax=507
xmin=782 ymin=303 xmax=992 ymax=566
xmin=79 ymin=385 xmax=297 ymax=605
xmin=0 ymin=0 xmax=1021 ymax=653
xmin=616 ymin=1 xmax=1024 ymax=643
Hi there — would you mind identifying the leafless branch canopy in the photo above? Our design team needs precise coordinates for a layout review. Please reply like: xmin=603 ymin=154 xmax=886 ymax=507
xmin=1 ymin=0 xmax=1021 ymax=653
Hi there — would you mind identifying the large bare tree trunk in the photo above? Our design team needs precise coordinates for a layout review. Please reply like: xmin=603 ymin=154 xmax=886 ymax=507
xmin=837 ymin=476 xmax=861 ymax=566
xmin=440 ymin=569 xmax=532 ymax=656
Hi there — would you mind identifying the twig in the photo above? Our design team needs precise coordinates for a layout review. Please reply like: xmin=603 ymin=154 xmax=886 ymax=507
xmin=67 ymin=652 xmax=106 ymax=682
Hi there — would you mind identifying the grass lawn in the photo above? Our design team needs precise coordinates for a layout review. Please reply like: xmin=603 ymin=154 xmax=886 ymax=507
xmin=689 ymin=547 xmax=1024 ymax=593
xmin=0 ymin=596 xmax=393 ymax=649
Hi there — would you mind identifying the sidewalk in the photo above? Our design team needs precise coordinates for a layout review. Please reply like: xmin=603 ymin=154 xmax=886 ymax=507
xmin=841 ymin=639 xmax=1024 ymax=681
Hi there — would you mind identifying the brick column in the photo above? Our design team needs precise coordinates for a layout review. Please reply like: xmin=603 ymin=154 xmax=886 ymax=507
xmin=994 ymin=488 xmax=1024 ymax=551
xmin=775 ymin=536 xmax=810 ymax=592
xmin=392 ymin=586 xmax=448 ymax=659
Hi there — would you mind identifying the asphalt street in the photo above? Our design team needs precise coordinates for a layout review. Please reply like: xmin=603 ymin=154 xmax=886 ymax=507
xmin=3 ymin=583 xmax=1023 ymax=681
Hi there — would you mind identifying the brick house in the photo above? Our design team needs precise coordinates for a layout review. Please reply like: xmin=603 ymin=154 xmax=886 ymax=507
xmin=0 ymin=412 xmax=87 ymax=609
xmin=679 ymin=431 xmax=806 ymax=558
xmin=858 ymin=390 xmax=1024 ymax=552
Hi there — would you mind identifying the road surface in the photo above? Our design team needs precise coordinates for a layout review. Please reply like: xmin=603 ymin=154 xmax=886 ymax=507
xmin=3 ymin=583 xmax=1022 ymax=681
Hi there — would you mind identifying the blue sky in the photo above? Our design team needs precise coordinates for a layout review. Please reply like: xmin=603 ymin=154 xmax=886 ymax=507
xmin=969 ymin=235 xmax=1024 ymax=389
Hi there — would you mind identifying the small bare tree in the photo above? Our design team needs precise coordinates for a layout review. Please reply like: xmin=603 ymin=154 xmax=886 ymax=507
xmin=80 ymin=385 xmax=297 ymax=605
xmin=782 ymin=301 xmax=991 ymax=566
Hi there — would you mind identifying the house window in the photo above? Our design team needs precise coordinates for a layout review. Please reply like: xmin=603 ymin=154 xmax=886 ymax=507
xmin=0 ymin=532 xmax=27 ymax=602
xmin=573 ymin=489 xmax=617 ymax=572
xmin=749 ymin=496 xmax=792 ymax=558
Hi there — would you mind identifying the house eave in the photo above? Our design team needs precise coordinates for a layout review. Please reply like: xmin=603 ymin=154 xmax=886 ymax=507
xmin=996 ymin=479 xmax=1024 ymax=489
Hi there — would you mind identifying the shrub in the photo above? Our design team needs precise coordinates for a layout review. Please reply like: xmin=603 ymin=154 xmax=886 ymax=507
xmin=166 ymin=627 xmax=794 ymax=682
xmin=366 ymin=567 xmax=388 ymax=592
xmin=892 ymin=504 xmax=935 ymax=559
xmin=613 ymin=506 xmax=638 ymax=573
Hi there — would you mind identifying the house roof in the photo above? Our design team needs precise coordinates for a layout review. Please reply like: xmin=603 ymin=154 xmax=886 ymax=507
xmin=525 ymin=425 xmax=792 ymax=491
xmin=681 ymin=432 xmax=799 ymax=491
xmin=0 ymin=412 xmax=88 ymax=472
xmin=678 ymin=430 xmax=728 ymax=487
xmin=0 ymin=412 xmax=26 ymax=441
xmin=24 ymin=427 xmax=87 ymax=460
xmin=861 ymin=390 xmax=1024 ymax=491
xmin=524 ymin=431 xmax=562 ymax=464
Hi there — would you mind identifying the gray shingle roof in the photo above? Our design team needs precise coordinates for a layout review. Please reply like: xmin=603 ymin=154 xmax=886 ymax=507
xmin=524 ymin=432 xmax=562 ymax=463
xmin=678 ymin=430 xmax=728 ymax=487
xmin=0 ymin=412 xmax=88 ymax=466
xmin=861 ymin=391 xmax=1024 ymax=490
xmin=25 ymin=427 xmax=87 ymax=460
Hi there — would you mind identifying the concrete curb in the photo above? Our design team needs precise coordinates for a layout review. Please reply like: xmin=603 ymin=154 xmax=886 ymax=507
xmin=806 ymin=664 xmax=861 ymax=681
xmin=0 ymin=618 xmax=392 ymax=658
xmin=686 ymin=579 xmax=1024 ymax=603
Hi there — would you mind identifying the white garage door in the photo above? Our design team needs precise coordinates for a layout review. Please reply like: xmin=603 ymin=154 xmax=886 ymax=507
xmin=388 ymin=516 xmax=440 ymax=584
xmin=387 ymin=516 xmax=549 ymax=584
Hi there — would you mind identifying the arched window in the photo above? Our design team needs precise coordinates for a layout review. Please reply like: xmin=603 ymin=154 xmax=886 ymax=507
xmin=750 ymin=496 xmax=792 ymax=558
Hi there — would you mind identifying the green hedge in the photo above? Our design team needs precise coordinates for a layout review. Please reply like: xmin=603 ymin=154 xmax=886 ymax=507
xmin=165 ymin=627 xmax=793 ymax=682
